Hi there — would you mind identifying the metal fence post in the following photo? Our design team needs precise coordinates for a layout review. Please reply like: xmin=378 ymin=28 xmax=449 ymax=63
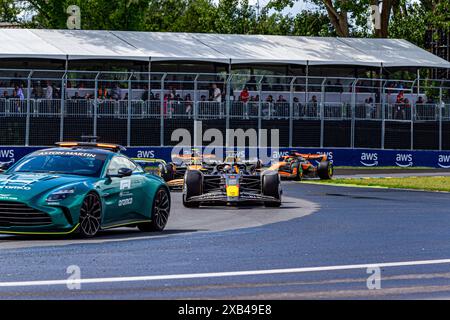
xmin=193 ymin=74 xmax=199 ymax=148
xmin=289 ymin=77 xmax=296 ymax=148
xmin=381 ymin=81 xmax=386 ymax=149
xmin=410 ymin=77 xmax=418 ymax=150
xmin=160 ymin=73 xmax=167 ymax=147
xmin=127 ymin=73 xmax=133 ymax=147
xmin=193 ymin=74 xmax=199 ymax=121
xmin=93 ymin=72 xmax=100 ymax=138
xmin=320 ymin=78 xmax=326 ymax=148
xmin=225 ymin=74 xmax=232 ymax=148
xmin=440 ymin=86 xmax=443 ymax=151
xmin=258 ymin=77 xmax=263 ymax=148
xmin=60 ymin=73 xmax=67 ymax=142
xmin=350 ymin=79 xmax=357 ymax=148
xmin=25 ymin=71 xmax=33 ymax=146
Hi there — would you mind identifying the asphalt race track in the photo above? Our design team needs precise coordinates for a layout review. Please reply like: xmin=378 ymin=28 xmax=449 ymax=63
xmin=1 ymin=182 xmax=450 ymax=299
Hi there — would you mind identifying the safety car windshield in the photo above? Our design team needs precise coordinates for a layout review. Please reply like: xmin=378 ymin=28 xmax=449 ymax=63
xmin=9 ymin=150 xmax=107 ymax=177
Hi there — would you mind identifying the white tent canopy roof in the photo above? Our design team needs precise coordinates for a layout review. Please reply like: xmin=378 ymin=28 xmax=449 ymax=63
xmin=0 ymin=29 xmax=448 ymax=68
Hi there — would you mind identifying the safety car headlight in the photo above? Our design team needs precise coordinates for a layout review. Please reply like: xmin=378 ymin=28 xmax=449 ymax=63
xmin=46 ymin=187 xmax=75 ymax=202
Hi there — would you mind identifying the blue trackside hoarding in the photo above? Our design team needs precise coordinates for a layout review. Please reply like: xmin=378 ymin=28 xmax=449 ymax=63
xmin=2 ymin=146 xmax=450 ymax=168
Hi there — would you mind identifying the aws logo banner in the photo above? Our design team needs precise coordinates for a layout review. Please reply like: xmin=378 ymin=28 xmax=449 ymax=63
xmin=360 ymin=152 xmax=378 ymax=167
xmin=0 ymin=149 xmax=14 ymax=161
xmin=438 ymin=154 xmax=450 ymax=168
xmin=395 ymin=153 xmax=413 ymax=167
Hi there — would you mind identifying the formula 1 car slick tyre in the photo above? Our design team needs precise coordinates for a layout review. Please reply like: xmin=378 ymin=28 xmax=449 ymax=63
xmin=262 ymin=171 xmax=281 ymax=207
xmin=161 ymin=163 xmax=175 ymax=182
xmin=293 ymin=162 xmax=303 ymax=181
xmin=182 ymin=170 xmax=202 ymax=208
xmin=318 ymin=161 xmax=333 ymax=180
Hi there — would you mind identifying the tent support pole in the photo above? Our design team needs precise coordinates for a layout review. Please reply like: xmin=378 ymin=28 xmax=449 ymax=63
xmin=148 ymin=57 xmax=152 ymax=101
xmin=65 ymin=55 xmax=69 ymax=72
xmin=380 ymin=63 xmax=385 ymax=150
xmin=305 ymin=61 xmax=309 ymax=105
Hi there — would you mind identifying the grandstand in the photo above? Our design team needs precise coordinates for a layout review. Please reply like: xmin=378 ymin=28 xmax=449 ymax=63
xmin=1 ymin=29 xmax=450 ymax=150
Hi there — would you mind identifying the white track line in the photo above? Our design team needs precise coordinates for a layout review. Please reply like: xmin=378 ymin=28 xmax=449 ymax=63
xmin=2 ymin=258 xmax=450 ymax=288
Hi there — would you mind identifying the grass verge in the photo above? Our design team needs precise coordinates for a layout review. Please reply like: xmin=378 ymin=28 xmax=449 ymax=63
xmin=314 ymin=176 xmax=450 ymax=192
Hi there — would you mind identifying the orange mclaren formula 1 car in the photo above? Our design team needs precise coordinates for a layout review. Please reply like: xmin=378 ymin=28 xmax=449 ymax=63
xmin=268 ymin=150 xmax=333 ymax=181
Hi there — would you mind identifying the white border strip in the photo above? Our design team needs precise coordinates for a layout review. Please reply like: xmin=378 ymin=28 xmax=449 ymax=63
xmin=1 ymin=258 xmax=450 ymax=287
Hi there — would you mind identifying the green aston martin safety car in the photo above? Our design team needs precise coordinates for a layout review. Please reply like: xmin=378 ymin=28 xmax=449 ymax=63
xmin=0 ymin=142 xmax=171 ymax=237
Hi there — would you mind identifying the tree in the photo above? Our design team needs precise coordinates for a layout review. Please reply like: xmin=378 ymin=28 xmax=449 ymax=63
xmin=267 ymin=0 xmax=405 ymax=38
xmin=0 ymin=0 xmax=20 ymax=23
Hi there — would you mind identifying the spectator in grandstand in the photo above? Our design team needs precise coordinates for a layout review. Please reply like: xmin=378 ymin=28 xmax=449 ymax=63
xmin=32 ymin=81 xmax=44 ymax=99
xmin=110 ymin=83 xmax=121 ymax=100
xmin=240 ymin=87 xmax=250 ymax=103
xmin=277 ymin=95 xmax=287 ymax=102
xmin=15 ymin=86 xmax=24 ymax=101
xmin=141 ymin=86 xmax=154 ymax=101
xmin=394 ymin=90 xmax=405 ymax=119
xmin=416 ymin=96 xmax=425 ymax=105
xmin=335 ymin=79 xmax=344 ymax=93
xmin=403 ymin=98 xmax=411 ymax=119
xmin=45 ymin=82 xmax=53 ymax=100
xmin=261 ymin=77 xmax=271 ymax=91
xmin=266 ymin=95 xmax=274 ymax=103
xmin=71 ymin=92 xmax=83 ymax=100
xmin=396 ymin=90 xmax=405 ymax=103
xmin=212 ymin=84 xmax=222 ymax=103
xmin=53 ymin=86 xmax=61 ymax=99
xmin=2 ymin=91 xmax=9 ymax=99
xmin=200 ymin=95 xmax=207 ymax=102
xmin=307 ymin=95 xmax=318 ymax=117
xmin=364 ymin=97 xmax=375 ymax=118
xmin=185 ymin=94 xmax=193 ymax=117
xmin=169 ymin=87 xmax=177 ymax=101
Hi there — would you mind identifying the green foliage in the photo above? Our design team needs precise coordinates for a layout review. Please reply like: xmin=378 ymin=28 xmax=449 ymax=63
xmin=0 ymin=0 xmax=19 ymax=23
xmin=389 ymin=2 xmax=427 ymax=47
xmin=0 ymin=0 xmax=333 ymax=37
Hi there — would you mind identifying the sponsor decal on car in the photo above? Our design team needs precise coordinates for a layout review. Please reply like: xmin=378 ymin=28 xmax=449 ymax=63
xmin=36 ymin=151 xmax=101 ymax=159
xmin=119 ymin=179 xmax=133 ymax=198
xmin=118 ymin=197 xmax=133 ymax=207
xmin=0 ymin=194 xmax=18 ymax=201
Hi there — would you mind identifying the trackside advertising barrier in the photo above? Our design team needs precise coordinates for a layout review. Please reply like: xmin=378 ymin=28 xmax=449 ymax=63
xmin=2 ymin=147 xmax=450 ymax=169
